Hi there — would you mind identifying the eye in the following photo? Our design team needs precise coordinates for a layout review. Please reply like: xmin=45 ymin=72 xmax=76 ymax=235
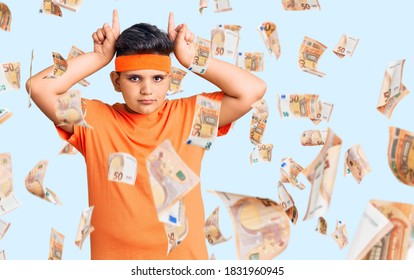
xmin=154 ymin=76 xmax=165 ymax=82
xmin=128 ymin=76 xmax=140 ymax=82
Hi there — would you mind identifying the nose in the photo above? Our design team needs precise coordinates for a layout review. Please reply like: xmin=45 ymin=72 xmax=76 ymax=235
xmin=140 ymin=80 xmax=152 ymax=95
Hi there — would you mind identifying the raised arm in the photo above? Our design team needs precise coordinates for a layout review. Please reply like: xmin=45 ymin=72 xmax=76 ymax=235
xmin=26 ymin=10 xmax=120 ymax=134
xmin=168 ymin=13 xmax=267 ymax=127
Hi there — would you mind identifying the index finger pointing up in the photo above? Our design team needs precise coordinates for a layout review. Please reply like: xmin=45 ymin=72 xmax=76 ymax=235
xmin=112 ymin=9 xmax=120 ymax=38
xmin=168 ymin=12 xmax=176 ymax=40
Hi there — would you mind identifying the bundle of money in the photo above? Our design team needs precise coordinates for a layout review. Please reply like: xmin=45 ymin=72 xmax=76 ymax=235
xmin=0 ymin=2 xmax=11 ymax=31
xmin=147 ymin=139 xmax=200 ymax=215
xmin=186 ymin=95 xmax=221 ymax=150
xmin=211 ymin=25 xmax=239 ymax=59
xmin=277 ymin=181 xmax=298 ymax=224
xmin=204 ymin=206 xmax=231 ymax=245
xmin=48 ymin=228 xmax=64 ymax=260
xmin=250 ymin=144 xmax=273 ymax=164
xmin=67 ymin=46 xmax=90 ymax=86
xmin=377 ymin=60 xmax=409 ymax=119
xmin=237 ymin=52 xmax=264 ymax=72
xmin=282 ymin=0 xmax=320 ymax=10
xmin=189 ymin=37 xmax=211 ymax=74
xmin=39 ymin=0 xmax=63 ymax=17
xmin=214 ymin=0 xmax=232 ymax=12
xmin=44 ymin=52 xmax=67 ymax=79
xmin=75 ymin=206 xmax=94 ymax=250
xmin=164 ymin=206 xmax=188 ymax=255
xmin=301 ymin=129 xmax=327 ymax=146
xmin=199 ymin=0 xmax=208 ymax=14
xmin=298 ymin=36 xmax=326 ymax=77
xmin=302 ymin=128 xmax=342 ymax=220
xmin=331 ymin=220 xmax=348 ymax=249
xmin=55 ymin=0 xmax=83 ymax=12
xmin=388 ymin=126 xmax=414 ymax=186
xmin=108 ymin=153 xmax=137 ymax=186
xmin=58 ymin=141 xmax=78 ymax=155
xmin=257 ymin=21 xmax=281 ymax=60
xmin=168 ymin=67 xmax=187 ymax=95
xmin=250 ymin=99 xmax=268 ymax=145
xmin=344 ymin=144 xmax=371 ymax=184
xmin=0 ymin=153 xmax=22 ymax=215
xmin=209 ymin=190 xmax=290 ymax=260
xmin=333 ymin=34 xmax=359 ymax=58
xmin=0 ymin=62 xmax=20 ymax=93
xmin=348 ymin=200 xmax=414 ymax=260
xmin=0 ymin=108 xmax=12 ymax=124
xmin=0 ymin=219 xmax=10 ymax=240
xmin=277 ymin=94 xmax=333 ymax=124
xmin=315 ymin=216 xmax=327 ymax=235
xmin=55 ymin=89 xmax=91 ymax=128
xmin=280 ymin=157 xmax=306 ymax=190
xmin=25 ymin=160 xmax=62 ymax=205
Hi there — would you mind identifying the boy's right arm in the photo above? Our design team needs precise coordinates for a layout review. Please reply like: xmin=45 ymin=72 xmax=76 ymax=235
xmin=26 ymin=10 xmax=120 ymax=134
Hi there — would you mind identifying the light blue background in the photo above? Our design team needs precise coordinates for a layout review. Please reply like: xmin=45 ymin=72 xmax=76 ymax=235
xmin=1 ymin=0 xmax=414 ymax=260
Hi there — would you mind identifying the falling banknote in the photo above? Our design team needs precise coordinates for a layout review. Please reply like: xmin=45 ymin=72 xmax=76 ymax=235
xmin=58 ymin=141 xmax=78 ymax=155
xmin=0 ymin=108 xmax=12 ymax=124
xmin=204 ymin=206 xmax=231 ymax=245
xmin=302 ymin=128 xmax=342 ymax=220
xmin=0 ymin=219 xmax=10 ymax=240
xmin=237 ymin=52 xmax=264 ymax=72
xmin=298 ymin=36 xmax=326 ymax=77
xmin=348 ymin=199 xmax=414 ymax=260
xmin=189 ymin=37 xmax=211 ymax=75
xmin=186 ymin=94 xmax=221 ymax=150
xmin=25 ymin=160 xmax=62 ymax=205
xmin=282 ymin=0 xmax=320 ymax=10
xmin=388 ymin=126 xmax=414 ymax=186
xmin=0 ymin=2 xmax=11 ymax=31
xmin=0 ymin=250 xmax=5 ymax=260
xmin=39 ymin=0 xmax=63 ymax=16
xmin=0 ymin=153 xmax=22 ymax=215
xmin=199 ymin=0 xmax=208 ymax=14
xmin=315 ymin=216 xmax=327 ymax=235
xmin=277 ymin=181 xmax=298 ymax=224
xmin=44 ymin=52 xmax=67 ymax=79
xmin=344 ymin=144 xmax=371 ymax=184
xmin=165 ymin=204 xmax=188 ymax=255
xmin=331 ymin=220 xmax=348 ymax=249
xmin=257 ymin=21 xmax=281 ymax=60
xmin=67 ymin=46 xmax=89 ymax=86
xmin=214 ymin=0 xmax=232 ymax=12
xmin=277 ymin=94 xmax=333 ymax=125
xmin=377 ymin=59 xmax=409 ymax=119
xmin=209 ymin=190 xmax=290 ymax=260
xmin=55 ymin=89 xmax=91 ymax=128
xmin=48 ymin=228 xmax=64 ymax=260
xmin=250 ymin=99 xmax=269 ymax=145
xmin=147 ymin=139 xmax=200 ymax=215
xmin=75 ymin=206 xmax=94 ymax=250
xmin=250 ymin=144 xmax=273 ymax=164
xmin=280 ymin=157 xmax=306 ymax=190
xmin=211 ymin=25 xmax=239 ymax=59
xmin=301 ymin=130 xmax=327 ymax=146
xmin=55 ymin=0 xmax=83 ymax=12
xmin=168 ymin=67 xmax=187 ymax=95
xmin=108 ymin=153 xmax=137 ymax=186
xmin=0 ymin=62 xmax=20 ymax=93
xmin=28 ymin=49 xmax=34 ymax=107
xmin=333 ymin=34 xmax=359 ymax=58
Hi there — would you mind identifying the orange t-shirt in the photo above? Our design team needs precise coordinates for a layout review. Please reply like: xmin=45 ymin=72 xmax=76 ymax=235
xmin=56 ymin=92 xmax=230 ymax=260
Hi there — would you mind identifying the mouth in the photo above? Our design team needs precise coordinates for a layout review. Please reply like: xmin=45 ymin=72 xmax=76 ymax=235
xmin=138 ymin=99 xmax=156 ymax=105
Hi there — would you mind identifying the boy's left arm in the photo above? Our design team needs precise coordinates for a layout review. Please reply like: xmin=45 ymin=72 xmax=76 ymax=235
xmin=168 ymin=13 xmax=267 ymax=127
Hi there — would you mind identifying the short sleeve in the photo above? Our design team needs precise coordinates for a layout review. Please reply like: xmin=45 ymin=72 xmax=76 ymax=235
xmin=199 ymin=91 xmax=232 ymax=137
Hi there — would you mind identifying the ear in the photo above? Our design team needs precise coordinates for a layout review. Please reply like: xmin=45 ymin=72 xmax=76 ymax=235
xmin=110 ymin=71 xmax=121 ymax=92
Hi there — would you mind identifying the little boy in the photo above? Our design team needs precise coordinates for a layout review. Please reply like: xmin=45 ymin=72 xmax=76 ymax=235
xmin=27 ymin=10 xmax=266 ymax=259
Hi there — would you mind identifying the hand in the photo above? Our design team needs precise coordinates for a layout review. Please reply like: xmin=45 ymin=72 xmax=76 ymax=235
xmin=168 ymin=12 xmax=195 ymax=68
xmin=92 ymin=9 xmax=120 ymax=64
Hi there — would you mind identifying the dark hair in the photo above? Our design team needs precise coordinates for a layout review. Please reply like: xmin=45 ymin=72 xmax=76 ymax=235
xmin=115 ymin=23 xmax=173 ymax=56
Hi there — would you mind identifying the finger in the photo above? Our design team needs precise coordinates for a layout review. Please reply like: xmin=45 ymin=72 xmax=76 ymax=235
xmin=92 ymin=32 xmax=101 ymax=44
xmin=96 ymin=27 xmax=106 ymax=43
xmin=112 ymin=9 xmax=120 ymax=38
xmin=103 ymin=23 xmax=117 ymax=45
xmin=168 ymin=12 xmax=176 ymax=40
xmin=184 ymin=30 xmax=194 ymax=43
xmin=176 ymin=23 xmax=187 ymax=42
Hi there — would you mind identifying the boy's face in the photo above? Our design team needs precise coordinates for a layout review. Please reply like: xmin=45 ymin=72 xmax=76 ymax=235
xmin=111 ymin=69 xmax=170 ymax=115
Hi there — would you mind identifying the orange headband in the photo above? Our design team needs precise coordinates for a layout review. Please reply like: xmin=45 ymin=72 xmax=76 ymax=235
xmin=115 ymin=54 xmax=171 ymax=73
